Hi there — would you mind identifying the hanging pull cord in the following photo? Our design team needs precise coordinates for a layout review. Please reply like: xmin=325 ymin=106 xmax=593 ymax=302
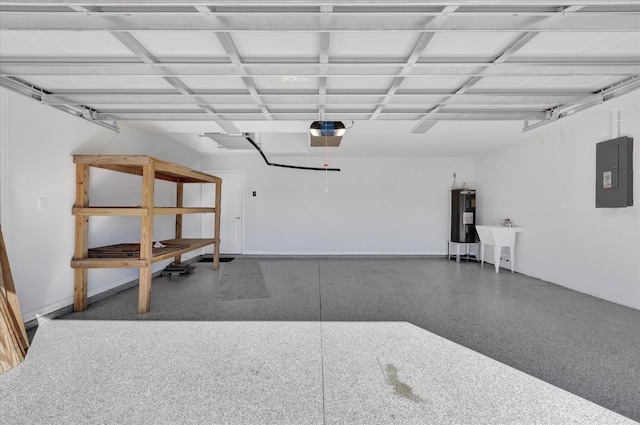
xmin=324 ymin=131 xmax=330 ymax=191
xmin=245 ymin=135 xmax=341 ymax=172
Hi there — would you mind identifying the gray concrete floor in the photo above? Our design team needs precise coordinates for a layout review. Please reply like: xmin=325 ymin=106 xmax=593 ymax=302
xmin=32 ymin=258 xmax=640 ymax=422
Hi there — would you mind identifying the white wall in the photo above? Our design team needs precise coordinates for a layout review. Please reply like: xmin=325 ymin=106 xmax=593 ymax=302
xmin=476 ymin=91 xmax=640 ymax=310
xmin=0 ymin=88 xmax=202 ymax=321
xmin=6 ymin=84 xmax=635 ymax=319
xmin=199 ymin=154 xmax=476 ymax=255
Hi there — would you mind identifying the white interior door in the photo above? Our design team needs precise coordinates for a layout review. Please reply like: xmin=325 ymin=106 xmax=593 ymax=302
xmin=203 ymin=172 xmax=243 ymax=255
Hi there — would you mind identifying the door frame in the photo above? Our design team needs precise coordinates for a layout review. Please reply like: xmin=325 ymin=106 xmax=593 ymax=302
xmin=203 ymin=170 xmax=245 ymax=255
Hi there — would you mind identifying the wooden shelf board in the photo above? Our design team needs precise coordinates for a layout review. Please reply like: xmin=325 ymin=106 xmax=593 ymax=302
xmin=152 ymin=238 xmax=216 ymax=263
xmin=92 ymin=163 xmax=146 ymax=178
xmin=72 ymin=155 xmax=221 ymax=184
xmin=71 ymin=258 xmax=149 ymax=268
xmin=70 ymin=238 xmax=215 ymax=268
xmin=154 ymin=207 xmax=216 ymax=215
xmin=73 ymin=207 xmax=148 ymax=216
xmin=72 ymin=207 xmax=215 ymax=216
xmin=87 ymin=242 xmax=189 ymax=259
xmin=155 ymin=159 xmax=220 ymax=184
xmin=73 ymin=155 xmax=151 ymax=166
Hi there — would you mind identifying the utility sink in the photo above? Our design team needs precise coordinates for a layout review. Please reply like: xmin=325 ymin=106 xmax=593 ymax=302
xmin=475 ymin=225 xmax=522 ymax=273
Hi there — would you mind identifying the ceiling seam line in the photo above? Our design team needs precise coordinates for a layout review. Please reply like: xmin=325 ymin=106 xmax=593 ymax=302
xmin=411 ymin=3 xmax=600 ymax=132
xmin=371 ymin=31 xmax=436 ymax=120
xmin=216 ymin=32 xmax=273 ymax=120
xmin=110 ymin=31 xmax=237 ymax=124
xmin=410 ymin=27 xmax=547 ymax=133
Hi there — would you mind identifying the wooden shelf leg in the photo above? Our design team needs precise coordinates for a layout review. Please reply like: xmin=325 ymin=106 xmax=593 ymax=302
xmin=138 ymin=161 xmax=155 ymax=314
xmin=213 ymin=178 xmax=222 ymax=270
xmin=138 ymin=268 xmax=152 ymax=314
xmin=174 ymin=182 xmax=183 ymax=265
xmin=73 ymin=164 xmax=90 ymax=312
xmin=73 ymin=269 xmax=88 ymax=312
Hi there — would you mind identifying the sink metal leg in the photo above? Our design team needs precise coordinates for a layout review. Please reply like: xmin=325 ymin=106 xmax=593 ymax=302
xmin=480 ymin=244 xmax=485 ymax=268
xmin=494 ymin=246 xmax=501 ymax=273
xmin=510 ymin=246 xmax=515 ymax=273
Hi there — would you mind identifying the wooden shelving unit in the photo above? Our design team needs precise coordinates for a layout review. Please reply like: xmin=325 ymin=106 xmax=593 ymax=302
xmin=71 ymin=155 xmax=222 ymax=314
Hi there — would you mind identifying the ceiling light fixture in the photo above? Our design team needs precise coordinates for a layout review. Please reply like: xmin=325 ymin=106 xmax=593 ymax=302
xmin=281 ymin=76 xmax=309 ymax=83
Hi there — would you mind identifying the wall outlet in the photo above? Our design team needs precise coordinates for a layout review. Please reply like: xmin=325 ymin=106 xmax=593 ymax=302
xmin=37 ymin=197 xmax=46 ymax=211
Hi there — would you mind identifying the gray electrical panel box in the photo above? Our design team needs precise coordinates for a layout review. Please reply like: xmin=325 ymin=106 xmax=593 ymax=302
xmin=596 ymin=136 xmax=633 ymax=208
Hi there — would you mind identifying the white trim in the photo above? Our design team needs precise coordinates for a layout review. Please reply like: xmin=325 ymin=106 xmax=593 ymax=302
xmin=20 ymin=261 xmax=171 ymax=322
xmin=243 ymin=250 xmax=444 ymax=256
xmin=558 ymin=287 xmax=640 ymax=312
xmin=22 ymin=299 xmax=74 ymax=324
xmin=204 ymin=170 xmax=245 ymax=255
xmin=21 ymin=272 xmax=136 ymax=322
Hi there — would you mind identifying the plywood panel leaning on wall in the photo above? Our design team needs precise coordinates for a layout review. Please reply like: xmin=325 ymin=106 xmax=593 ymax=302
xmin=0 ymin=226 xmax=29 ymax=373
xmin=0 ymin=290 xmax=24 ymax=373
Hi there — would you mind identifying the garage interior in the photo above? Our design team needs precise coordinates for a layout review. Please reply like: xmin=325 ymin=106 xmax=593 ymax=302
xmin=0 ymin=1 xmax=639 ymax=424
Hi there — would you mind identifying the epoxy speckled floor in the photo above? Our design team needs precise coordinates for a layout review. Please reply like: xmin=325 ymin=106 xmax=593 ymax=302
xmin=2 ymin=258 xmax=639 ymax=424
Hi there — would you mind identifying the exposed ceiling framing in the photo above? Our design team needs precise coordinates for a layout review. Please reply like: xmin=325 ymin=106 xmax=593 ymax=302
xmin=0 ymin=0 xmax=639 ymax=137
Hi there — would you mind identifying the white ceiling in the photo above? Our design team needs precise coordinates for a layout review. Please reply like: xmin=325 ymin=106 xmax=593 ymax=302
xmin=1 ymin=1 xmax=639 ymax=156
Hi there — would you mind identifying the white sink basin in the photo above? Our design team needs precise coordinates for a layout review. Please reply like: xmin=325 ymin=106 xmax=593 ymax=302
xmin=475 ymin=225 xmax=522 ymax=273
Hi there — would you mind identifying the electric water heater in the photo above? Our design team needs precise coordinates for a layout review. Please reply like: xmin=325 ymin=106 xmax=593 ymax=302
xmin=450 ymin=189 xmax=478 ymax=243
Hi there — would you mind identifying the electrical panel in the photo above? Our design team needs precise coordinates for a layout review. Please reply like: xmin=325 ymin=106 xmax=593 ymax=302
xmin=596 ymin=136 xmax=633 ymax=208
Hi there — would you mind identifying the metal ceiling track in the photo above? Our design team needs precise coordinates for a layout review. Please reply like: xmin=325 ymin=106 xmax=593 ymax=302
xmin=1 ymin=1 xmax=640 ymax=32
xmin=2 ymin=0 xmax=638 ymax=4
xmin=90 ymin=110 xmax=547 ymax=121
xmin=1 ymin=13 xmax=639 ymax=32
xmin=0 ymin=77 xmax=120 ymax=132
xmin=34 ymin=91 xmax=600 ymax=106
xmin=0 ymin=76 xmax=120 ymax=132
xmin=522 ymin=76 xmax=640 ymax=132
xmin=2 ymin=61 xmax=638 ymax=78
